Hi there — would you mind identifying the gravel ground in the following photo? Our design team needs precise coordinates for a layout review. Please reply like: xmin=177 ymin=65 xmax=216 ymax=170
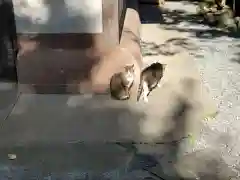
xmin=144 ymin=1 xmax=240 ymax=178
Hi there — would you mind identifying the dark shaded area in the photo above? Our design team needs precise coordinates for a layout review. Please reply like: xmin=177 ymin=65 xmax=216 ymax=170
xmin=139 ymin=3 xmax=164 ymax=24
xmin=119 ymin=0 xmax=127 ymax=40
xmin=0 ymin=0 xmax=19 ymax=123
xmin=0 ymin=0 xmax=18 ymax=82
xmin=235 ymin=0 xmax=240 ymax=17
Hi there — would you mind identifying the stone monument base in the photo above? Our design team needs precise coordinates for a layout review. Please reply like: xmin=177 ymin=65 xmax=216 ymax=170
xmin=16 ymin=0 xmax=142 ymax=100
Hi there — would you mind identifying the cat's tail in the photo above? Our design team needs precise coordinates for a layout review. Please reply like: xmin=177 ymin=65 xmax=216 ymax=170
xmin=137 ymin=79 xmax=143 ymax=101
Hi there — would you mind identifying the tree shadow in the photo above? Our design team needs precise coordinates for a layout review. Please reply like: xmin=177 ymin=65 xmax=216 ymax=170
xmin=160 ymin=1 xmax=240 ymax=39
xmin=141 ymin=37 xmax=197 ymax=57
xmin=163 ymin=25 xmax=240 ymax=39
xmin=140 ymin=1 xmax=240 ymax=39
xmin=139 ymin=2 xmax=203 ymax=25
xmin=161 ymin=9 xmax=203 ymax=26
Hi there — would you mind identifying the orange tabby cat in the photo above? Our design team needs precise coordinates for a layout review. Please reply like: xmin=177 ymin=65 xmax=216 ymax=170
xmin=110 ymin=64 xmax=135 ymax=100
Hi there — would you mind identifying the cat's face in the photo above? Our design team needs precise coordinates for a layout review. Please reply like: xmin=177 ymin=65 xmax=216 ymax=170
xmin=124 ymin=64 xmax=135 ymax=83
xmin=124 ymin=64 xmax=135 ymax=74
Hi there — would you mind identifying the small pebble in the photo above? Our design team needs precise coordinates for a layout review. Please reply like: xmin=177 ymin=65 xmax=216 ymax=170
xmin=8 ymin=154 xmax=16 ymax=160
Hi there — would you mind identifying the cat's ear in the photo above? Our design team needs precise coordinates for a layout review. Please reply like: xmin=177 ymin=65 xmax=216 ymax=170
xmin=125 ymin=64 xmax=134 ymax=69
xmin=129 ymin=64 xmax=134 ymax=69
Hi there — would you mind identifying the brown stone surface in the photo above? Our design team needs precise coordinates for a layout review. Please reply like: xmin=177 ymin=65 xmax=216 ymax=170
xmin=17 ymin=34 xmax=101 ymax=94
xmin=17 ymin=0 xmax=141 ymax=94
xmin=91 ymin=2 xmax=143 ymax=96
xmin=91 ymin=47 xmax=141 ymax=98
xmin=120 ymin=6 xmax=142 ymax=67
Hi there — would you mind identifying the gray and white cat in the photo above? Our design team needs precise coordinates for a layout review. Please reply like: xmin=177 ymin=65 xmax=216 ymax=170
xmin=110 ymin=64 xmax=135 ymax=100
xmin=137 ymin=62 xmax=165 ymax=103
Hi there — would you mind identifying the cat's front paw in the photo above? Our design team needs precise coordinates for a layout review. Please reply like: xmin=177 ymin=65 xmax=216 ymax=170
xmin=143 ymin=97 xmax=149 ymax=103
xmin=157 ymin=83 xmax=162 ymax=88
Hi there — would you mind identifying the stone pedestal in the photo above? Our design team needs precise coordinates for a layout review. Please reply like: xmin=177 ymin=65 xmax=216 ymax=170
xmin=13 ymin=0 xmax=142 ymax=95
